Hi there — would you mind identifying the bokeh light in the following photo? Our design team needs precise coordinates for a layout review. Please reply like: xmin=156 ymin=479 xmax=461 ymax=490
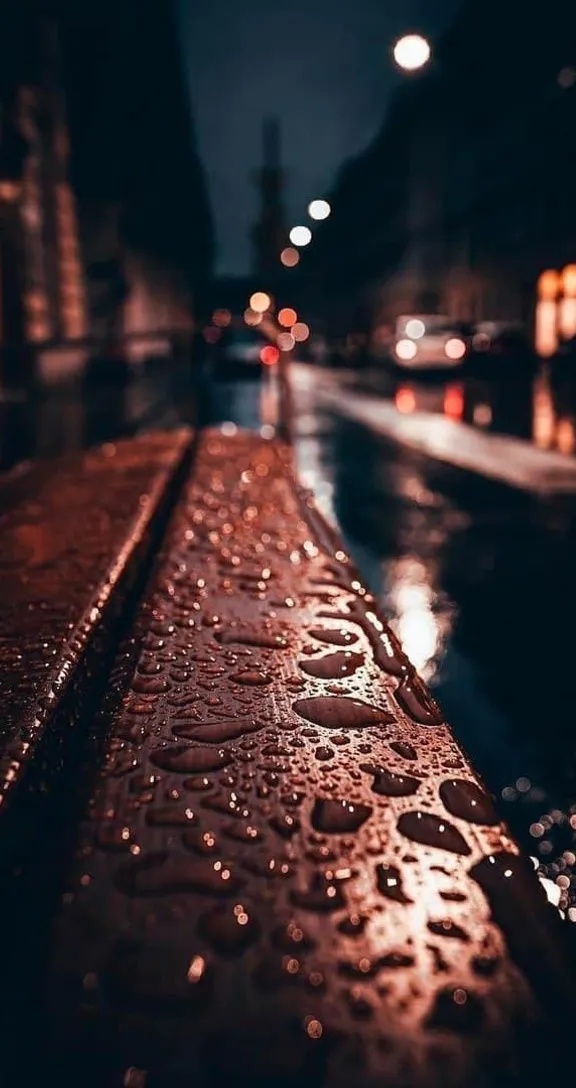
xmin=404 ymin=318 xmax=425 ymax=339
xmin=203 ymin=326 xmax=221 ymax=344
xmin=395 ymin=338 xmax=417 ymax=361
xmin=392 ymin=34 xmax=431 ymax=72
xmin=444 ymin=337 xmax=466 ymax=361
xmin=292 ymin=321 xmax=310 ymax=342
xmin=280 ymin=246 xmax=300 ymax=268
xmin=289 ymin=225 xmax=312 ymax=247
xmin=278 ymin=332 xmax=295 ymax=351
xmin=260 ymin=345 xmax=280 ymax=366
xmin=308 ymin=199 xmax=331 ymax=221
xmin=212 ymin=308 xmax=231 ymax=327
xmin=278 ymin=307 xmax=297 ymax=327
xmin=244 ymin=307 xmax=263 ymax=326
xmin=249 ymin=291 xmax=271 ymax=313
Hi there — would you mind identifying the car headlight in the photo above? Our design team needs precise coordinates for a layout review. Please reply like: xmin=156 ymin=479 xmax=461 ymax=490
xmin=395 ymin=338 xmax=418 ymax=361
xmin=444 ymin=337 xmax=466 ymax=360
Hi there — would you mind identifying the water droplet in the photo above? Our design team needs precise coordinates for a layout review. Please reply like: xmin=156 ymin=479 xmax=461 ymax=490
xmin=395 ymin=676 xmax=443 ymax=726
xmin=315 ymin=746 xmax=334 ymax=761
xmin=426 ymin=987 xmax=484 ymax=1033
xmin=198 ymin=902 xmax=261 ymax=956
xmin=398 ymin=811 xmax=471 ymax=856
xmin=337 ymin=913 xmax=367 ymax=936
xmin=309 ymin=627 xmax=357 ymax=647
xmin=269 ymin=813 xmax=301 ymax=839
xmin=293 ymin=696 xmax=392 ymax=730
xmin=376 ymin=863 xmax=412 ymax=904
xmin=272 ymin=921 xmax=316 ymax=952
xmin=216 ymin=629 xmax=288 ymax=650
xmin=146 ymin=806 xmax=198 ymax=827
xmin=311 ymin=798 xmax=372 ymax=834
xmin=223 ymin=822 xmax=261 ymax=843
xmin=389 ymin=741 xmax=418 ymax=761
xmin=299 ymin=651 xmax=364 ymax=680
xmin=361 ymin=763 xmax=421 ymax=797
xmin=291 ymin=874 xmax=346 ymax=912
xmin=427 ymin=919 xmax=469 ymax=941
xmin=150 ymin=745 xmax=233 ymax=773
xmin=231 ymin=669 xmax=272 ymax=686
xmin=439 ymin=779 xmax=498 ymax=826
xmin=115 ymin=853 xmax=244 ymax=896
xmin=173 ymin=720 xmax=261 ymax=744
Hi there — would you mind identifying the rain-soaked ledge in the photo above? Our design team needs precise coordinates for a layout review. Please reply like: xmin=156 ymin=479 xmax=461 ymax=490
xmin=1 ymin=426 xmax=575 ymax=1086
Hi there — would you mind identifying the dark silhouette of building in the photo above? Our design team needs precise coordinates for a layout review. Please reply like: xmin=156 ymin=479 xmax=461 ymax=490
xmin=310 ymin=0 xmax=576 ymax=350
xmin=251 ymin=116 xmax=287 ymax=281
xmin=0 ymin=0 xmax=214 ymax=374
xmin=0 ymin=7 xmax=86 ymax=378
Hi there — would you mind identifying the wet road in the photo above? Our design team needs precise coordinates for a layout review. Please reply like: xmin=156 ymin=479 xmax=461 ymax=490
xmin=285 ymin=363 xmax=576 ymax=918
xmin=3 ymin=355 xmax=576 ymax=915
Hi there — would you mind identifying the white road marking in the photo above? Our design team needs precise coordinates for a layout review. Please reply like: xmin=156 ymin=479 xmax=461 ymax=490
xmin=291 ymin=364 xmax=576 ymax=495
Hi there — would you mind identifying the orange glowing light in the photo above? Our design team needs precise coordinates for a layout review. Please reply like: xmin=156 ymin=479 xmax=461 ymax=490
xmin=260 ymin=345 xmax=280 ymax=366
xmin=395 ymin=387 xmax=416 ymax=413
xmin=278 ymin=332 xmax=295 ymax=351
xmin=562 ymin=265 xmax=576 ymax=298
xmin=280 ymin=246 xmax=300 ymax=268
xmin=212 ymin=308 xmax=231 ymax=327
xmin=538 ymin=269 xmax=560 ymax=301
xmin=444 ymin=383 xmax=464 ymax=421
xmin=292 ymin=321 xmax=310 ymax=342
xmin=535 ymin=299 xmax=558 ymax=357
xmin=278 ymin=307 xmax=297 ymax=327
xmin=559 ymin=296 xmax=576 ymax=339
xmin=250 ymin=291 xmax=271 ymax=313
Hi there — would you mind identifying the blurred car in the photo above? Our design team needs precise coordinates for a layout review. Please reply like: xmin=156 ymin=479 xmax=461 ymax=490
xmin=391 ymin=314 xmax=472 ymax=372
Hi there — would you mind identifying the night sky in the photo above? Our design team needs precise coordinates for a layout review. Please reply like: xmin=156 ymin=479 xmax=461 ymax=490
xmin=179 ymin=0 xmax=461 ymax=275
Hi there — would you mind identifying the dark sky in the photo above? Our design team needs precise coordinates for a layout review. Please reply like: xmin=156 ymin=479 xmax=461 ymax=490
xmin=179 ymin=0 xmax=461 ymax=275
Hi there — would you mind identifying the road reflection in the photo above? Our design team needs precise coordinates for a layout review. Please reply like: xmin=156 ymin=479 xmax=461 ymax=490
xmin=374 ymin=361 xmax=576 ymax=455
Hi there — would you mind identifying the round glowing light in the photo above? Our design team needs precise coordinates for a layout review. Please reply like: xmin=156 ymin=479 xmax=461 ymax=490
xmin=292 ymin=321 xmax=310 ymax=342
xmin=395 ymin=338 xmax=417 ymax=361
xmin=278 ymin=332 xmax=295 ymax=352
xmin=278 ymin=307 xmax=297 ymax=328
xmin=393 ymin=34 xmax=431 ymax=72
xmin=444 ymin=337 xmax=466 ymax=361
xmin=404 ymin=318 xmax=425 ymax=340
xmin=212 ymin=308 xmax=231 ymax=327
xmin=261 ymin=345 xmax=280 ymax=366
xmin=538 ymin=269 xmax=560 ymax=301
xmin=289 ymin=225 xmax=312 ymax=247
xmin=280 ymin=246 xmax=300 ymax=268
xmin=203 ymin=326 xmax=221 ymax=344
xmin=250 ymin=291 xmax=271 ymax=313
xmin=308 ymin=199 xmax=331 ymax=221
xmin=244 ymin=307 xmax=263 ymax=326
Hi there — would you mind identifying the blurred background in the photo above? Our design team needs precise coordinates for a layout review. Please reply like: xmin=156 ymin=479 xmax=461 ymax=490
xmin=3 ymin=0 xmax=576 ymax=915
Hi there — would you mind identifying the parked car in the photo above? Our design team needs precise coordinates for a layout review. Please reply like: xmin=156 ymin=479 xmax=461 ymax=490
xmin=391 ymin=314 xmax=472 ymax=372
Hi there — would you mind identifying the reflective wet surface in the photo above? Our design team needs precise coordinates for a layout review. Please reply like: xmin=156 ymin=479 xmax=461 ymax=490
xmin=3 ymin=356 xmax=576 ymax=912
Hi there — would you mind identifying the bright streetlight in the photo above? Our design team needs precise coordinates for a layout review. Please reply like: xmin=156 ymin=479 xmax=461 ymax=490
xmin=289 ymin=225 xmax=312 ymax=247
xmin=392 ymin=33 xmax=431 ymax=73
xmin=308 ymin=199 xmax=331 ymax=221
